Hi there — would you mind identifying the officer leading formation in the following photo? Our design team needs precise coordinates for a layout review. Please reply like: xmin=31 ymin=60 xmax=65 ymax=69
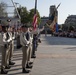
xmin=0 ymin=23 xmax=44 ymax=74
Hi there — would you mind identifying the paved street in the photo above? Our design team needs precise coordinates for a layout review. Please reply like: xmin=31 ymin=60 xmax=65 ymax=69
xmin=0 ymin=34 xmax=76 ymax=75
xmin=31 ymin=35 xmax=76 ymax=75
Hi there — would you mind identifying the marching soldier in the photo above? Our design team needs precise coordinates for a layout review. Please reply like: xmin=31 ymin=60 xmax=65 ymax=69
xmin=20 ymin=25 xmax=30 ymax=73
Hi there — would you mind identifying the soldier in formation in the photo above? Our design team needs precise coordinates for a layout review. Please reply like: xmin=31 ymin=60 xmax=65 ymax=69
xmin=20 ymin=25 xmax=34 ymax=73
xmin=0 ymin=23 xmax=44 ymax=74
xmin=0 ymin=25 xmax=16 ymax=74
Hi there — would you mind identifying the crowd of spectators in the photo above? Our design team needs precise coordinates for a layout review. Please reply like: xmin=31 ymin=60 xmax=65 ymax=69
xmin=53 ymin=30 xmax=76 ymax=38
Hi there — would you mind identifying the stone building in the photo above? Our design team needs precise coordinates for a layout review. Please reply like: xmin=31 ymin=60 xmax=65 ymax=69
xmin=40 ymin=5 xmax=58 ymax=26
xmin=49 ymin=5 xmax=58 ymax=17
xmin=39 ymin=17 xmax=49 ymax=28
xmin=65 ymin=15 xmax=76 ymax=26
xmin=62 ymin=15 xmax=76 ymax=31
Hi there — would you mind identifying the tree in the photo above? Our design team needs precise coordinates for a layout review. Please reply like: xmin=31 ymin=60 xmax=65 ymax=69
xmin=14 ymin=7 xmax=29 ymax=24
xmin=20 ymin=7 xmax=29 ymax=24
xmin=62 ymin=24 xmax=68 ymax=31
xmin=14 ymin=7 xmax=41 ymax=24
xmin=29 ymin=8 xmax=41 ymax=25
xmin=69 ymin=25 xmax=75 ymax=31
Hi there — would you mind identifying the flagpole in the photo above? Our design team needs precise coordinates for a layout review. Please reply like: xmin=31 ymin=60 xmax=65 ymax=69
xmin=33 ymin=0 xmax=37 ymax=30
xmin=32 ymin=0 xmax=38 ymax=58
xmin=34 ymin=0 xmax=37 ymax=14
xmin=56 ymin=3 xmax=61 ymax=9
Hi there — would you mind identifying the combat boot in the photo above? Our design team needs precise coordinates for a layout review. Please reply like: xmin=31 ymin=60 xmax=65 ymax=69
xmin=1 ymin=68 xmax=8 ymax=74
xmin=22 ymin=68 xmax=30 ymax=73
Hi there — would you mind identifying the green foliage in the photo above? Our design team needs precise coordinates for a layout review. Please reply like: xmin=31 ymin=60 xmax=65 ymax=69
xmin=69 ymin=25 xmax=75 ymax=31
xmin=14 ymin=7 xmax=29 ymax=24
xmin=29 ymin=9 xmax=41 ymax=25
xmin=20 ymin=7 xmax=29 ymax=24
xmin=14 ymin=7 xmax=41 ymax=25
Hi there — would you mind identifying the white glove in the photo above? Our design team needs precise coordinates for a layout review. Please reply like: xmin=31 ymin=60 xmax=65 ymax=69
xmin=27 ymin=41 xmax=30 ymax=45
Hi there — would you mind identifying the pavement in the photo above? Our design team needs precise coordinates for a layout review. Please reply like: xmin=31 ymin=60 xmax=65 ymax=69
xmin=31 ymin=35 xmax=76 ymax=75
xmin=1 ymin=34 xmax=76 ymax=75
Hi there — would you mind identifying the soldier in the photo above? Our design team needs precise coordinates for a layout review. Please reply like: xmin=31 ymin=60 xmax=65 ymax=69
xmin=8 ymin=27 xmax=15 ymax=65
xmin=16 ymin=27 xmax=22 ymax=49
xmin=31 ymin=33 xmax=38 ymax=58
xmin=26 ymin=26 xmax=33 ymax=68
xmin=0 ymin=25 xmax=11 ymax=74
xmin=31 ymin=26 xmax=44 ymax=58
xmin=27 ymin=26 xmax=33 ymax=63
xmin=20 ymin=25 xmax=30 ymax=73
xmin=4 ymin=26 xmax=12 ymax=69
xmin=0 ymin=25 xmax=8 ymax=74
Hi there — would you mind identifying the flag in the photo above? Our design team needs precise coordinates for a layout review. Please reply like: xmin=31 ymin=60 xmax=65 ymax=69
xmin=46 ymin=8 xmax=56 ymax=31
xmin=32 ymin=0 xmax=37 ymax=30
xmin=56 ymin=23 xmax=58 ymax=32
xmin=52 ymin=24 xmax=56 ymax=32
xmin=49 ymin=11 xmax=55 ymax=22
xmin=46 ymin=3 xmax=61 ymax=32
xmin=49 ymin=13 xmax=57 ymax=32
xmin=33 ymin=14 xmax=37 ymax=30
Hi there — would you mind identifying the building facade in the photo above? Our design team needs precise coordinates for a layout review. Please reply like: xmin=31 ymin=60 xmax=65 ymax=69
xmin=0 ymin=17 xmax=20 ymax=26
xmin=64 ymin=15 xmax=76 ymax=29
xmin=65 ymin=15 xmax=76 ymax=26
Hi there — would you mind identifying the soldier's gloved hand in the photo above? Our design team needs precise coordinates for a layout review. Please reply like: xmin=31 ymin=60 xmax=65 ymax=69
xmin=25 ymin=45 xmax=28 ymax=48
xmin=8 ymin=40 xmax=12 ymax=45
xmin=9 ymin=40 xmax=12 ymax=43
xmin=27 ymin=41 xmax=30 ymax=45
